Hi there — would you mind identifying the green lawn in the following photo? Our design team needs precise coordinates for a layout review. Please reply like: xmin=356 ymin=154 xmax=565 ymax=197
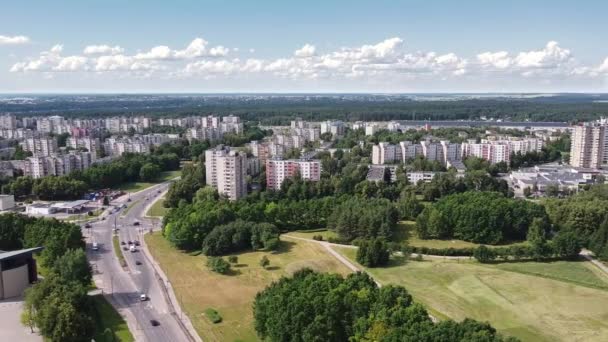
xmin=146 ymin=196 xmax=169 ymax=217
xmin=287 ymin=229 xmax=339 ymax=241
xmin=145 ymin=233 xmax=351 ymax=342
xmin=333 ymin=247 xmax=608 ymax=342
xmin=114 ymin=170 xmax=181 ymax=193
xmin=91 ymin=295 xmax=134 ymax=342
xmin=396 ymin=221 xmax=527 ymax=249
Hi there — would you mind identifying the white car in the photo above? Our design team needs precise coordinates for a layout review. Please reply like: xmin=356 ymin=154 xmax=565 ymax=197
xmin=140 ymin=293 xmax=147 ymax=301
xmin=130 ymin=245 xmax=136 ymax=253
xmin=92 ymin=242 xmax=99 ymax=251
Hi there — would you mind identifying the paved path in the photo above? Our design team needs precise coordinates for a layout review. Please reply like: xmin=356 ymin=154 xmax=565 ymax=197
xmin=580 ymin=249 xmax=608 ymax=275
xmin=0 ymin=297 xmax=41 ymax=342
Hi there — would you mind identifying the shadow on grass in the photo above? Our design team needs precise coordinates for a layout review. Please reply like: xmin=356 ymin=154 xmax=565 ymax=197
xmin=233 ymin=263 xmax=248 ymax=268
xmin=270 ymin=240 xmax=296 ymax=255
xmin=481 ymin=255 xmax=586 ymax=265
xmin=265 ymin=266 xmax=281 ymax=271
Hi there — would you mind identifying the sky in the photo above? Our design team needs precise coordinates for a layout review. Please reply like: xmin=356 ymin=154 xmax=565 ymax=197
xmin=1 ymin=0 xmax=608 ymax=93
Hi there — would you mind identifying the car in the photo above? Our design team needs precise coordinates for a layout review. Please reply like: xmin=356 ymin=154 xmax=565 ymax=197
xmin=92 ymin=242 xmax=99 ymax=251
xmin=150 ymin=319 xmax=160 ymax=327
xmin=127 ymin=198 xmax=132 ymax=202
xmin=122 ymin=246 xmax=128 ymax=251
xmin=130 ymin=245 xmax=136 ymax=253
xmin=84 ymin=223 xmax=91 ymax=228
xmin=133 ymin=221 xmax=140 ymax=226
xmin=120 ymin=241 xmax=126 ymax=245
xmin=157 ymin=190 xmax=161 ymax=194
xmin=122 ymin=204 xmax=127 ymax=209
xmin=101 ymin=217 xmax=106 ymax=220
xmin=127 ymin=240 xmax=132 ymax=245
xmin=140 ymin=293 xmax=147 ymax=301
xmin=134 ymin=240 xmax=140 ymax=246
xmin=135 ymin=260 xmax=142 ymax=265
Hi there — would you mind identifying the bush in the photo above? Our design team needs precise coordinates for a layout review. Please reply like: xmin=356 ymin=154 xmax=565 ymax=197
xmin=204 ymin=308 xmax=222 ymax=324
xmin=356 ymin=238 xmax=390 ymax=267
xmin=260 ymin=256 xmax=270 ymax=269
xmin=312 ymin=235 xmax=324 ymax=241
xmin=409 ymin=246 xmax=475 ymax=257
xmin=228 ymin=255 xmax=238 ymax=264
xmin=206 ymin=257 xmax=231 ymax=274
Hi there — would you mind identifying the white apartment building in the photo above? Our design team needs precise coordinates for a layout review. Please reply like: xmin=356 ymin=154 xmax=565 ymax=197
xmin=420 ymin=141 xmax=443 ymax=162
xmin=265 ymin=159 xmax=322 ymax=190
xmin=320 ymin=120 xmax=345 ymax=137
xmin=67 ymin=137 xmax=99 ymax=160
xmin=21 ymin=137 xmax=58 ymax=156
xmin=461 ymin=140 xmax=511 ymax=164
xmin=204 ymin=146 xmax=248 ymax=201
xmin=0 ymin=115 xmax=17 ymax=130
xmin=570 ymin=123 xmax=606 ymax=169
xmin=372 ymin=142 xmax=399 ymax=165
xmin=23 ymin=152 xmax=93 ymax=178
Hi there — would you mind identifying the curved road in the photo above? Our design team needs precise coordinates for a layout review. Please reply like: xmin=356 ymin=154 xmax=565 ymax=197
xmin=84 ymin=182 xmax=191 ymax=342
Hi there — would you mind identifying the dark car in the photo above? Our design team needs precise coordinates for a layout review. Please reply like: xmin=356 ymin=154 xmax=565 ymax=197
xmin=135 ymin=260 xmax=142 ymax=265
xmin=84 ymin=223 xmax=91 ymax=228
xmin=101 ymin=217 xmax=106 ymax=220
xmin=133 ymin=221 xmax=140 ymax=226
xmin=127 ymin=240 xmax=132 ymax=245
xmin=150 ymin=319 xmax=160 ymax=327
xmin=157 ymin=190 xmax=161 ymax=194
xmin=120 ymin=241 xmax=126 ymax=245
xmin=127 ymin=198 xmax=132 ymax=202
xmin=122 ymin=246 xmax=128 ymax=251
xmin=134 ymin=240 xmax=140 ymax=246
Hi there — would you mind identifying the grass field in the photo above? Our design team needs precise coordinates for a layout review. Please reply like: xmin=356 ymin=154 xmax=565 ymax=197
xmin=146 ymin=196 xmax=168 ymax=217
xmin=145 ymin=234 xmax=352 ymax=342
xmin=114 ymin=170 xmax=181 ymax=193
xmin=396 ymin=221 xmax=527 ymax=249
xmin=91 ymin=295 xmax=134 ymax=342
xmin=287 ymin=229 xmax=339 ymax=241
xmin=333 ymin=247 xmax=608 ymax=342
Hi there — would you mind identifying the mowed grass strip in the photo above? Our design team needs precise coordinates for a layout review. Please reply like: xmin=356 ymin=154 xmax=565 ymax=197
xmin=146 ymin=196 xmax=168 ymax=217
xmin=332 ymin=246 xmax=608 ymax=342
xmin=145 ymin=233 xmax=352 ymax=342
xmin=91 ymin=295 xmax=134 ymax=342
xmin=287 ymin=229 xmax=339 ymax=241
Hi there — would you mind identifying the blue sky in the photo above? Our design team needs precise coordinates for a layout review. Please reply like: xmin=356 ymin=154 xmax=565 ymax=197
xmin=1 ymin=0 xmax=607 ymax=93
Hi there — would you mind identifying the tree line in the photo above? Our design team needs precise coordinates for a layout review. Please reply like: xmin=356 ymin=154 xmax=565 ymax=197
xmin=253 ymin=269 xmax=518 ymax=342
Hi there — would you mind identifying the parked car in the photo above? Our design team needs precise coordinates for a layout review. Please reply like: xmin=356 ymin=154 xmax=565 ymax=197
xmin=140 ymin=293 xmax=147 ymax=301
xmin=121 ymin=241 xmax=126 ymax=245
xmin=122 ymin=246 xmax=128 ymax=251
xmin=134 ymin=240 xmax=140 ymax=246
xmin=92 ymin=242 xmax=99 ymax=251
xmin=127 ymin=240 xmax=132 ymax=245
xmin=150 ymin=319 xmax=160 ymax=326
xmin=133 ymin=221 xmax=140 ymax=226
xmin=135 ymin=260 xmax=142 ymax=265
xmin=84 ymin=223 xmax=91 ymax=228
xmin=130 ymin=245 xmax=136 ymax=253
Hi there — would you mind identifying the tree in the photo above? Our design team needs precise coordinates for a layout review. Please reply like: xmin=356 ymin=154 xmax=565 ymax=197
xmin=139 ymin=162 xmax=161 ymax=182
xmin=356 ymin=238 xmax=390 ymax=267
xmin=551 ymin=230 xmax=582 ymax=259
xmin=103 ymin=196 xmax=110 ymax=206
xmin=253 ymin=269 xmax=514 ymax=342
xmin=260 ymin=256 xmax=270 ymax=269
xmin=52 ymin=249 xmax=92 ymax=287
xmin=206 ymin=257 xmax=231 ymax=274
xmin=228 ymin=255 xmax=238 ymax=264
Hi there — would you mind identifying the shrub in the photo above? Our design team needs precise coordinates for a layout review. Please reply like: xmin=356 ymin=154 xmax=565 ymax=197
xmin=260 ymin=256 xmax=270 ymax=269
xmin=228 ymin=255 xmax=238 ymax=264
xmin=206 ymin=257 xmax=231 ymax=274
xmin=205 ymin=308 xmax=222 ymax=323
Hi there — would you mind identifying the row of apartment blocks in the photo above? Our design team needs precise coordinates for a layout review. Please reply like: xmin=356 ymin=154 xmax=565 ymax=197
xmin=372 ymin=137 xmax=544 ymax=166
xmin=22 ymin=151 xmax=98 ymax=178
xmin=186 ymin=115 xmax=244 ymax=141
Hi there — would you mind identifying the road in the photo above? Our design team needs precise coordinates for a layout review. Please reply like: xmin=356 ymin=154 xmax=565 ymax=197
xmin=84 ymin=182 xmax=192 ymax=342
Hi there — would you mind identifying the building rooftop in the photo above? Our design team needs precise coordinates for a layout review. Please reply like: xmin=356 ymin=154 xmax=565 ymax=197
xmin=0 ymin=247 xmax=44 ymax=262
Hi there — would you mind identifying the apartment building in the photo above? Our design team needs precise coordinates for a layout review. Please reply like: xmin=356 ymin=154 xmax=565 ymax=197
xmin=461 ymin=139 xmax=511 ymax=164
xmin=570 ymin=123 xmax=606 ymax=169
xmin=204 ymin=146 xmax=248 ymax=201
xmin=23 ymin=152 xmax=93 ymax=178
xmin=320 ymin=120 xmax=345 ymax=137
xmin=21 ymin=137 xmax=58 ymax=156
xmin=67 ymin=137 xmax=99 ymax=160
xmin=265 ymin=159 xmax=322 ymax=190
xmin=0 ymin=115 xmax=17 ymax=130
xmin=372 ymin=142 xmax=399 ymax=165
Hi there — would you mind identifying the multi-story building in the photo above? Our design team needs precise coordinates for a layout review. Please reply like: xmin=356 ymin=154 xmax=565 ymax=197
xmin=23 ymin=151 xmax=93 ymax=178
xmin=440 ymin=141 xmax=462 ymax=165
xmin=420 ymin=141 xmax=443 ymax=162
xmin=204 ymin=146 xmax=248 ymax=201
xmin=320 ymin=120 xmax=345 ymax=137
xmin=21 ymin=137 xmax=58 ymax=156
xmin=265 ymin=159 xmax=322 ymax=190
xmin=0 ymin=115 xmax=17 ymax=130
xmin=570 ymin=123 xmax=606 ymax=169
xmin=461 ymin=139 xmax=511 ymax=164
xmin=372 ymin=142 xmax=399 ymax=165
xmin=67 ymin=137 xmax=99 ymax=160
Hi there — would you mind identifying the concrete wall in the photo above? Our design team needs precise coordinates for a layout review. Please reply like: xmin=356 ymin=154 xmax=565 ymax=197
xmin=1 ymin=264 xmax=29 ymax=299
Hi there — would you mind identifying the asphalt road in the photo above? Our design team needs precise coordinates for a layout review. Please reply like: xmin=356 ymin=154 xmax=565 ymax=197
xmin=84 ymin=182 xmax=190 ymax=342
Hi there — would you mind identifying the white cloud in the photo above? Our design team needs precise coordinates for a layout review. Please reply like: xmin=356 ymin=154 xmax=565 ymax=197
xmin=599 ymin=58 xmax=608 ymax=73
xmin=136 ymin=38 xmax=229 ymax=60
xmin=54 ymin=56 xmax=88 ymax=71
xmin=294 ymin=44 xmax=316 ymax=58
xmin=83 ymin=45 xmax=124 ymax=55
xmin=0 ymin=35 xmax=30 ymax=45
xmin=477 ymin=51 xmax=512 ymax=69
xmin=515 ymin=41 xmax=571 ymax=68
